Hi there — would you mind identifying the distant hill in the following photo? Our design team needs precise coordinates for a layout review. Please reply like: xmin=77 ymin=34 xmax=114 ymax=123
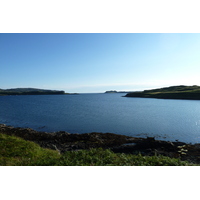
xmin=0 ymin=88 xmax=65 ymax=95
xmin=105 ymin=90 xmax=118 ymax=93
xmin=125 ymin=85 xmax=200 ymax=100
xmin=105 ymin=90 xmax=135 ymax=93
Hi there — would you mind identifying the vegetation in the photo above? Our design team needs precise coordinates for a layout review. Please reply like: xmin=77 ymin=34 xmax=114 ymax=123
xmin=0 ymin=133 xmax=60 ymax=166
xmin=0 ymin=88 xmax=65 ymax=95
xmin=125 ymin=85 xmax=200 ymax=100
xmin=0 ymin=133 xmax=194 ymax=166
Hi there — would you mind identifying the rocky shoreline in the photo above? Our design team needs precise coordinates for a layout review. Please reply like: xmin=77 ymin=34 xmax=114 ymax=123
xmin=1 ymin=124 xmax=200 ymax=164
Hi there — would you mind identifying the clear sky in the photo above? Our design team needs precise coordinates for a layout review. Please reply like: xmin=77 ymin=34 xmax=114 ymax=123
xmin=1 ymin=33 xmax=200 ymax=93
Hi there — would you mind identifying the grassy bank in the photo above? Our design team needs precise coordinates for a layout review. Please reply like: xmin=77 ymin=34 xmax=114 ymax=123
xmin=125 ymin=85 xmax=200 ymax=100
xmin=0 ymin=133 xmax=194 ymax=166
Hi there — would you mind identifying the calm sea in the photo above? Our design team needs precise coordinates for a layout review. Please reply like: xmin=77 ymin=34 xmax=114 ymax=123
xmin=1 ymin=93 xmax=200 ymax=143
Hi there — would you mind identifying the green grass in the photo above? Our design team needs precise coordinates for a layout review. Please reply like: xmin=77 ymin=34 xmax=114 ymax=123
xmin=125 ymin=85 xmax=200 ymax=100
xmin=0 ymin=133 xmax=60 ymax=166
xmin=57 ymin=148 xmax=193 ymax=166
xmin=0 ymin=133 xmax=195 ymax=166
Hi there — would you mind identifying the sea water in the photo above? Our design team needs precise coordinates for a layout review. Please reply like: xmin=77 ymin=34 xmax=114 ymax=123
xmin=1 ymin=93 xmax=200 ymax=143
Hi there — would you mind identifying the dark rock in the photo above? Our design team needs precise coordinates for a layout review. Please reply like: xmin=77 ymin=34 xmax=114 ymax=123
xmin=1 ymin=124 xmax=200 ymax=164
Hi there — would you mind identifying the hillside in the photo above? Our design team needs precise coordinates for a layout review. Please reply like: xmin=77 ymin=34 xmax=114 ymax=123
xmin=125 ymin=85 xmax=200 ymax=100
xmin=0 ymin=88 xmax=65 ymax=95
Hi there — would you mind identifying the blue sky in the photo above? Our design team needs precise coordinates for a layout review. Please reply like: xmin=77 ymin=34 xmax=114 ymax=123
xmin=1 ymin=33 xmax=200 ymax=93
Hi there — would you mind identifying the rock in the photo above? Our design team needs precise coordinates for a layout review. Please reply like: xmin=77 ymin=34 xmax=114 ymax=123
xmin=2 ymin=124 xmax=200 ymax=164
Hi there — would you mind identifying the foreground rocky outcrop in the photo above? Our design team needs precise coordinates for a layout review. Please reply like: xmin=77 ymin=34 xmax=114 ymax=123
xmin=1 ymin=124 xmax=200 ymax=164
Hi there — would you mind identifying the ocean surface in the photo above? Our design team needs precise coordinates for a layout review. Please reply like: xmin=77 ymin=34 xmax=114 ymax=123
xmin=1 ymin=93 xmax=200 ymax=144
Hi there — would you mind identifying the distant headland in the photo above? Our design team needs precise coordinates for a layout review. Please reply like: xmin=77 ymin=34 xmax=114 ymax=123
xmin=125 ymin=85 xmax=200 ymax=100
xmin=0 ymin=88 xmax=68 ymax=95
xmin=105 ymin=90 xmax=135 ymax=93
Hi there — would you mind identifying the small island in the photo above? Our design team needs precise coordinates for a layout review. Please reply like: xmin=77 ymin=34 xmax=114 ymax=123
xmin=105 ymin=90 xmax=117 ymax=93
xmin=125 ymin=85 xmax=200 ymax=100
xmin=0 ymin=88 xmax=65 ymax=95
xmin=105 ymin=90 xmax=135 ymax=93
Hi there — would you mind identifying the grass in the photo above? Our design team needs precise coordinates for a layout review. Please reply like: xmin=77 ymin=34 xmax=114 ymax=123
xmin=0 ymin=133 xmax=60 ymax=166
xmin=57 ymin=148 xmax=193 ymax=166
xmin=125 ymin=85 xmax=200 ymax=100
xmin=0 ymin=133 xmax=195 ymax=166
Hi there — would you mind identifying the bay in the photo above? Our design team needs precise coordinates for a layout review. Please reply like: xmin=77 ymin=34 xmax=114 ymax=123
xmin=1 ymin=93 xmax=200 ymax=144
